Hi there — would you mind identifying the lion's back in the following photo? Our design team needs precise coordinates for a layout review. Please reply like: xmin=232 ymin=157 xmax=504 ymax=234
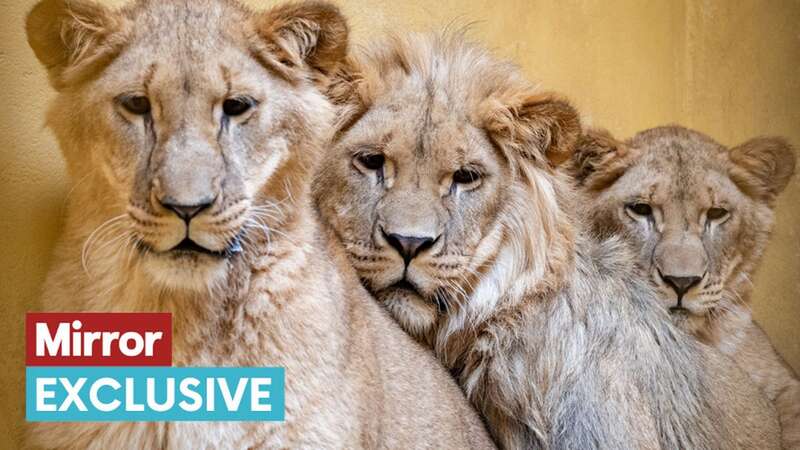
xmin=321 ymin=229 xmax=496 ymax=449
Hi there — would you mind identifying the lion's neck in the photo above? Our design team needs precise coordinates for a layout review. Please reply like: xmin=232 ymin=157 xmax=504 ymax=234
xmin=692 ymin=298 xmax=753 ymax=352
xmin=433 ymin=178 xmax=581 ymax=367
xmin=43 ymin=192 xmax=335 ymax=366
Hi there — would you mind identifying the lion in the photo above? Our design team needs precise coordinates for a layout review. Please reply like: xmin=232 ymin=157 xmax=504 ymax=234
xmin=314 ymin=33 xmax=781 ymax=449
xmin=570 ymin=125 xmax=800 ymax=449
xmin=24 ymin=1 xmax=495 ymax=448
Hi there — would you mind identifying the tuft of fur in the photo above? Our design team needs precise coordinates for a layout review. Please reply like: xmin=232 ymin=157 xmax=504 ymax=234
xmin=315 ymin=34 xmax=781 ymax=449
xmin=570 ymin=124 xmax=800 ymax=449
xmin=24 ymin=1 xmax=494 ymax=449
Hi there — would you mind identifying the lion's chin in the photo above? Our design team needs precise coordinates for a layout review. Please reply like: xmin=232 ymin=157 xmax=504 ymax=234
xmin=667 ymin=298 xmax=710 ymax=317
xmin=669 ymin=305 xmax=714 ymax=334
xmin=377 ymin=287 xmax=437 ymax=339
xmin=141 ymin=251 xmax=230 ymax=292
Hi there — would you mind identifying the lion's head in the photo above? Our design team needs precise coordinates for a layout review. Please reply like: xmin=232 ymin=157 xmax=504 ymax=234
xmin=27 ymin=0 xmax=347 ymax=291
xmin=571 ymin=125 xmax=795 ymax=335
xmin=315 ymin=34 xmax=580 ymax=339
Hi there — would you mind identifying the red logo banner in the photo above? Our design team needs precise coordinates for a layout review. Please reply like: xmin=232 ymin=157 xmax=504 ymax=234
xmin=26 ymin=313 xmax=172 ymax=366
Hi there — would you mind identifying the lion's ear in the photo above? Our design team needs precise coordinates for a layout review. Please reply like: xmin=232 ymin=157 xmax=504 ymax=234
xmin=253 ymin=1 xmax=349 ymax=81
xmin=570 ymin=128 xmax=636 ymax=190
xmin=26 ymin=0 xmax=125 ymax=91
xmin=323 ymin=57 xmax=369 ymax=138
xmin=729 ymin=137 xmax=796 ymax=204
xmin=482 ymin=91 xmax=581 ymax=168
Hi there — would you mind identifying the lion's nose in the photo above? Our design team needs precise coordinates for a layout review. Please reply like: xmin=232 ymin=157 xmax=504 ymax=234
xmin=660 ymin=273 xmax=703 ymax=299
xmin=382 ymin=230 xmax=438 ymax=264
xmin=159 ymin=197 xmax=214 ymax=223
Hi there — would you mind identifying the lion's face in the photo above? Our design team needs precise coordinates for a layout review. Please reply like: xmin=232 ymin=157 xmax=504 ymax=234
xmin=316 ymin=35 xmax=579 ymax=336
xmin=28 ymin=0 xmax=347 ymax=291
xmin=91 ymin=21 xmax=305 ymax=289
xmin=573 ymin=126 xmax=795 ymax=332
xmin=321 ymin=81 xmax=507 ymax=319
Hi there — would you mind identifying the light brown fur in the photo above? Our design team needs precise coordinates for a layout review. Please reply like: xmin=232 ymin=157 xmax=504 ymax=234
xmin=315 ymin=34 xmax=780 ymax=449
xmin=25 ymin=1 xmax=494 ymax=448
xmin=571 ymin=125 xmax=800 ymax=449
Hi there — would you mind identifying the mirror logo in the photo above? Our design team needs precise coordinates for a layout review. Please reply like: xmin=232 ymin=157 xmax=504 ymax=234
xmin=25 ymin=313 xmax=285 ymax=422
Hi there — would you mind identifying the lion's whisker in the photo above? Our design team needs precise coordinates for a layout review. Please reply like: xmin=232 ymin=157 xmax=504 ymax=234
xmin=81 ymin=214 xmax=128 ymax=275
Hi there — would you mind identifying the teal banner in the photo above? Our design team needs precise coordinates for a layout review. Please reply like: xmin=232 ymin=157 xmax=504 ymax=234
xmin=26 ymin=367 xmax=285 ymax=422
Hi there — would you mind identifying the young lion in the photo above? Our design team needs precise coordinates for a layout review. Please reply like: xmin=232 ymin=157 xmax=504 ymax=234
xmin=25 ymin=1 xmax=494 ymax=448
xmin=314 ymin=33 xmax=781 ymax=449
xmin=571 ymin=125 xmax=800 ymax=449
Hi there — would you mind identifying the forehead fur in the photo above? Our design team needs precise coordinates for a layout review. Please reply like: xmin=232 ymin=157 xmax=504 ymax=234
xmin=340 ymin=32 xmax=536 ymax=119
xmin=584 ymin=124 xmax=796 ymax=221
xmin=121 ymin=0 xmax=247 ymax=49
xmin=603 ymin=127 xmax=752 ymax=216
xmin=621 ymin=125 xmax=798 ymax=207
xmin=28 ymin=0 xmax=352 ymax=92
xmin=626 ymin=125 xmax=731 ymax=184
xmin=628 ymin=125 xmax=727 ymax=163
xmin=125 ymin=0 xmax=245 ymax=28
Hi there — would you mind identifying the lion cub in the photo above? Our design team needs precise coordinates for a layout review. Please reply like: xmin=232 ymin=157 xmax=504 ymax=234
xmin=25 ymin=1 xmax=493 ymax=448
xmin=571 ymin=125 xmax=800 ymax=449
xmin=315 ymin=34 xmax=780 ymax=449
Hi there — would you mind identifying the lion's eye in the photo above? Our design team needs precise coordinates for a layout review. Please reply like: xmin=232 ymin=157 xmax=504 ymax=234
xmin=120 ymin=96 xmax=151 ymax=115
xmin=707 ymin=207 xmax=729 ymax=221
xmin=355 ymin=153 xmax=385 ymax=171
xmin=626 ymin=203 xmax=653 ymax=217
xmin=223 ymin=98 xmax=253 ymax=116
xmin=452 ymin=169 xmax=481 ymax=185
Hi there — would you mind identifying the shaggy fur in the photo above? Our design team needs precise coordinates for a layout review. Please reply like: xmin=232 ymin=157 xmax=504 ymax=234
xmin=571 ymin=125 xmax=800 ymax=449
xmin=25 ymin=1 xmax=495 ymax=448
xmin=314 ymin=33 xmax=781 ymax=449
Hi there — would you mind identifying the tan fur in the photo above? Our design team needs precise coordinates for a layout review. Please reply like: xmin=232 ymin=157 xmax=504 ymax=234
xmin=25 ymin=1 xmax=495 ymax=448
xmin=315 ymin=34 xmax=780 ymax=449
xmin=571 ymin=124 xmax=799 ymax=449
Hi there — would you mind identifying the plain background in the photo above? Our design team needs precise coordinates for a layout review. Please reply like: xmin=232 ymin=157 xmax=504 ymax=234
xmin=1 ymin=0 xmax=798 ymax=446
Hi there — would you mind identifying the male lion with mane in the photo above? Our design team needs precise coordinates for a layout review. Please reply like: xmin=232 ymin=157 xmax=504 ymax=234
xmin=24 ymin=0 xmax=494 ymax=448
xmin=570 ymin=125 xmax=800 ymax=449
xmin=315 ymin=33 xmax=780 ymax=449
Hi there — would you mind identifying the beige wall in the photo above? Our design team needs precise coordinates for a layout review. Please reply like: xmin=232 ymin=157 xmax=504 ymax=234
xmin=1 ymin=0 xmax=798 ymax=446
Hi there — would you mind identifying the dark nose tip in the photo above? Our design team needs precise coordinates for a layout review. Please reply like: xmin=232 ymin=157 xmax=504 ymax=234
xmin=383 ymin=230 xmax=437 ymax=264
xmin=159 ymin=198 xmax=214 ymax=222
xmin=661 ymin=274 xmax=703 ymax=298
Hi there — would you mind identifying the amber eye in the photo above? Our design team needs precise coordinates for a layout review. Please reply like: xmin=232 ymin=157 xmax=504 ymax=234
xmin=355 ymin=153 xmax=385 ymax=171
xmin=707 ymin=207 xmax=729 ymax=221
xmin=626 ymin=203 xmax=653 ymax=217
xmin=452 ymin=168 xmax=481 ymax=185
xmin=222 ymin=97 xmax=253 ymax=116
xmin=120 ymin=96 xmax=151 ymax=115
